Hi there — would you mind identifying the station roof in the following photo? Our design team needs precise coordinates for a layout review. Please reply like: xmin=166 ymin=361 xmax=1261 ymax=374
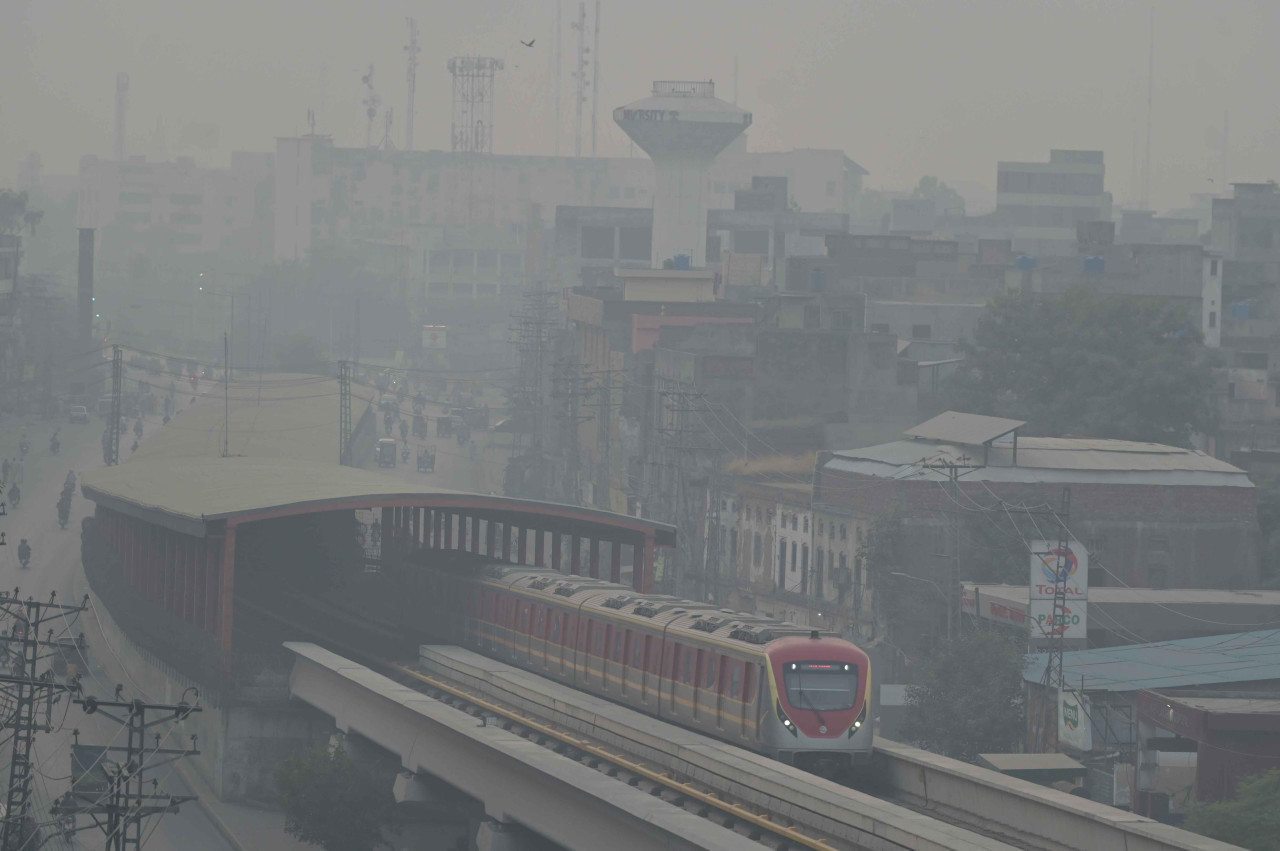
xmin=905 ymin=411 xmax=1025 ymax=445
xmin=83 ymin=455 xmax=676 ymax=544
xmin=1026 ymin=630 xmax=1280 ymax=693
xmin=826 ymin=434 xmax=1250 ymax=488
xmin=967 ymin=583 xmax=1280 ymax=609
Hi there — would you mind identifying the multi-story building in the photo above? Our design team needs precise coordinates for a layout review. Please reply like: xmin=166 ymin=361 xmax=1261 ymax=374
xmin=274 ymin=136 xmax=864 ymax=263
xmin=77 ymin=152 xmax=275 ymax=261
xmin=993 ymin=149 xmax=1111 ymax=257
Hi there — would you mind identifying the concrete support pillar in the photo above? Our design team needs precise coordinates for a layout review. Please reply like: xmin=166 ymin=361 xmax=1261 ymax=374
xmin=518 ymin=527 xmax=528 ymax=565
xmin=551 ymin=532 xmax=562 ymax=575
xmin=443 ymin=512 xmax=453 ymax=550
xmin=637 ymin=534 xmax=655 ymax=594
xmin=219 ymin=524 xmax=237 ymax=666
xmin=501 ymin=521 xmax=511 ymax=562
xmin=476 ymin=817 xmax=533 ymax=851
xmin=471 ymin=514 xmax=481 ymax=553
xmin=589 ymin=538 xmax=600 ymax=580
xmin=610 ymin=540 xmax=623 ymax=585
xmin=534 ymin=528 xmax=545 ymax=567
xmin=569 ymin=535 xmax=580 ymax=576
xmin=486 ymin=517 xmax=497 ymax=558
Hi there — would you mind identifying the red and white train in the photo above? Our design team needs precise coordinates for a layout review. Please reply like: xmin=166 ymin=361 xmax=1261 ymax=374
xmin=418 ymin=561 xmax=873 ymax=772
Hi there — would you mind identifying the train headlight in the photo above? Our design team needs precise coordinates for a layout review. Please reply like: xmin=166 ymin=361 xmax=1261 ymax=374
xmin=848 ymin=703 xmax=868 ymax=737
xmin=776 ymin=700 xmax=799 ymax=737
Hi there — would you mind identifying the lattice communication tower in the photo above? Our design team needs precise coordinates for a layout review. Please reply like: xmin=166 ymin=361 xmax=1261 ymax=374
xmin=448 ymin=56 xmax=504 ymax=154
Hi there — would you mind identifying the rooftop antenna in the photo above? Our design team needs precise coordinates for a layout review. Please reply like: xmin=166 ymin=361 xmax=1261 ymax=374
xmin=404 ymin=18 xmax=420 ymax=151
xmin=381 ymin=107 xmax=396 ymax=152
xmin=1141 ymin=9 xmax=1154 ymax=209
xmin=361 ymin=64 xmax=381 ymax=148
xmin=590 ymin=0 xmax=600 ymax=157
xmin=114 ymin=72 xmax=129 ymax=161
xmin=553 ymin=0 xmax=562 ymax=156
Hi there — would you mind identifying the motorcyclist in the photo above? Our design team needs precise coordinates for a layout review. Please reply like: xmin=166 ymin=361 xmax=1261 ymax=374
xmin=50 ymin=433 xmax=60 ymax=455
xmin=57 ymin=494 xmax=71 ymax=529
xmin=399 ymin=419 xmax=408 ymax=441
xmin=134 ymin=419 xmax=144 ymax=439
xmin=17 ymin=539 xmax=30 ymax=569
xmin=7 ymin=482 xmax=19 ymax=509
xmin=18 ymin=436 xmax=29 ymax=457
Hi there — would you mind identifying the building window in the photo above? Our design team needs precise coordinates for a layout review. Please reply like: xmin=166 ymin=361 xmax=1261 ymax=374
xmin=1209 ymin=311 xmax=1217 ymax=329
xmin=790 ymin=541 xmax=797 ymax=572
xmin=801 ymin=545 xmax=809 ymax=594
xmin=803 ymin=516 xmax=809 ymax=533
xmin=840 ymin=524 xmax=847 ymax=541
xmin=869 ymin=323 xmax=891 ymax=334
xmin=818 ymin=521 xmax=824 ymax=537
xmin=753 ymin=534 xmax=762 ymax=566
xmin=911 ymin=324 xmax=932 ymax=340
xmin=792 ymin=514 xmax=798 ymax=531
xmin=1210 ymin=259 xmax=1219 ymax=276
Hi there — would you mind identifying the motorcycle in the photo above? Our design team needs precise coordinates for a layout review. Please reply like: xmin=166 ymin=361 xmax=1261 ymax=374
xmin=7 ymin=485 xmax=20 ymax=510
xmin=17 ymin=540 xmax=30 ymax=569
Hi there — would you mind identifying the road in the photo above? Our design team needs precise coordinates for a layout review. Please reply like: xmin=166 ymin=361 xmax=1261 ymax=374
xmin=1 ymin=402 xmax=244 ymax=851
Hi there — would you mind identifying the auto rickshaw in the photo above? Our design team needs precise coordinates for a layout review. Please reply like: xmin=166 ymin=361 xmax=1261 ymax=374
xmin=376 ymin=438 xmax=397 ymax=468
xmin=436 ymin=415 xmax=455 ymax=438
xmin=413 ymin=414 xmax=428 ymax=438
xmin=417 ymin=446 xmax=436 ymax=473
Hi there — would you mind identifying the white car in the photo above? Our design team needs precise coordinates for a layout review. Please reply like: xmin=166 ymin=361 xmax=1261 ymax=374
xmin=69 ymin=406 xmax=89 ymax=424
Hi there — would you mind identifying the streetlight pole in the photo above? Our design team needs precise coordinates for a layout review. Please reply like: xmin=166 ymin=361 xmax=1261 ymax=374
xmin=890 ymin=570 xmax=953 ymax=642
xmin=198 ymin=278 xmax=235 ymax=380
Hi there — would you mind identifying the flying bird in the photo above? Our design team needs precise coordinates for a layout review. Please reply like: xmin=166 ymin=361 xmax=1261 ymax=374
xmin=521 ymin=39 xmax=535 ymax=47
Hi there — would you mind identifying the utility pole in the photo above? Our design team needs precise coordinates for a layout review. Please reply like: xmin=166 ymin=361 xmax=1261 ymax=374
xmin=0 ymin=591 xmax=90 ymax=851
xmin=222 ymin=332 xmax=230 ymax=458
xmin=595 ymin=367 xmax=612 ymax=510
xmin=339 ymin=360 xmax=352 ymax=466
xmin=53 ymin=688 xmax=201 ymax=850
xmin=105 ymin=345 xmax=122 ymax=466
xmin=1038 ymin=487 xmax=1073 ymax=751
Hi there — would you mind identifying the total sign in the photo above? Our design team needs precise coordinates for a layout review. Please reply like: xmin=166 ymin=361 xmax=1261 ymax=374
xmin=1030 ymin=540 xmax=1088 ymax=600
xmin=1029 ymin=540 xmax=1087 ymax=640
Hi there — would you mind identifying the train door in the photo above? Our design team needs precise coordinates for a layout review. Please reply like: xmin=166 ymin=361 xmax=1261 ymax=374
xmin=640 ymin=635 xmax=655 ymax=707
xmin=532 ymin=605 xmax=547 ymax=669
xmin=716 ymin=656 xmax=729 ymax=730
xmin=741 ymin=663 xmax=759 ymax=739
xmin=692 ymin=650 xmax=705 ymax=721
xmin=665 ymin=643 xmax=679 ymax=714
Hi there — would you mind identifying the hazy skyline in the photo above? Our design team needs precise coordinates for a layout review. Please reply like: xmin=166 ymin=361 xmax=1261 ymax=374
xmin=3 ymin=0 xmax=1277 ymax=212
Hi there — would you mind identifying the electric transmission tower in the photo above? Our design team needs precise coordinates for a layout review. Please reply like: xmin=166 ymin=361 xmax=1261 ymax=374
xmin=0 ymin=591 xmax=90 ymax=851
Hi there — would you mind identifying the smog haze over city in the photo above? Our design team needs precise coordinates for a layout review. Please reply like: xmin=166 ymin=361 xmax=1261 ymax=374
xmin=2 ymin=2 xmax=1280 ymax=851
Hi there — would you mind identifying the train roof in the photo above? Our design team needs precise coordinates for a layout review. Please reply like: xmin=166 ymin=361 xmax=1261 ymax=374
xmin=482 ymin=563 xmax=846 ymax=649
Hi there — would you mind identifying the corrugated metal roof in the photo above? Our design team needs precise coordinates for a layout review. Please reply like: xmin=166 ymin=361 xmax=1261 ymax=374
xmin=1026 ymin=630 xmax=1280 ymax=692
xmin=904 ymin=411 xmax=1026 ymax=445
xmin=967 ymin=584 xmax=1280 ymax=608
xmin=825 ymin=436 xmax=1251 ymax=487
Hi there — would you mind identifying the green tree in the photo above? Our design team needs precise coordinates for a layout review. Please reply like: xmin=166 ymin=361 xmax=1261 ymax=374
xmin=0 ymin=189 xmax=43 ymax=235
xmin=1183 ymin=769 xmax=1280 ymax=851
xmin=912 ymin=175 xmax=966 ymax=215
xmin=275 ymin=745 xmax=389 ymax=851
xmin=944 ymin=288 xmax=1215 ymax=447
xmin=900 ymin=629 xmax=1027 ymax=762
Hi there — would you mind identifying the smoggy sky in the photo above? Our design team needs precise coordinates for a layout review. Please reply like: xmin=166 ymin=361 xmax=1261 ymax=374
xmin=3 ymin=0 xmax=1277 ymax=212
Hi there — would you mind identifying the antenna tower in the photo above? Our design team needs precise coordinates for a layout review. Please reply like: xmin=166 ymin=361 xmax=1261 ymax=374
xmin=591 ymin=0 xmax=600 ymax=157
xmin=571 ymin=2 xmax=588 ymax=157
xmin=114 ymin=73 xmax=129 ymax=161
xmin=404 ymin=18 xmax=420 ymax=150
xmin=361 ymin=65 xmax=381 ymax=149
xmin=448 ymin=56 xmax=504 ymax=154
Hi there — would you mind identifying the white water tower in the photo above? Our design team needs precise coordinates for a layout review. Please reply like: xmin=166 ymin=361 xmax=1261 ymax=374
xmin=614 ymin=81 xmax=751 ymax=268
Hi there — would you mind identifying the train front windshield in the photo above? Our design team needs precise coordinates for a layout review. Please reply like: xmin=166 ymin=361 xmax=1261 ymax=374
xmin=784 ymin=662 xmax=859 ymax=712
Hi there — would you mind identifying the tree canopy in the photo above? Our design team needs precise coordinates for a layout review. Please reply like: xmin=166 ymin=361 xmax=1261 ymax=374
xmin=912 ymin=175 xmax=966 ymax=215
xmin=900 ymin=629 xmax=1027 ymax=762
xmin=275 ymin=745 xmax=389 ymax=851
xmin=1183 ymin=769 xmax=1280 ymax=851
xmin=944 ymin=288 xmax=1216 ymax=447
xmin=0 ymin=189 xmax=43 ymax=236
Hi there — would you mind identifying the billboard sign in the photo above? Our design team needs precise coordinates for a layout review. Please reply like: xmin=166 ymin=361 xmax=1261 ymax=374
xmin=1030 ymin=598 xmax=1086 ymax=640
xmin=421 ymin=325 xmax=448 ymax=349
xmin=1030 ymin=541 xmax=1088 ymax=600
xmin=1058 ymin=688 xmax=1093 ymax=752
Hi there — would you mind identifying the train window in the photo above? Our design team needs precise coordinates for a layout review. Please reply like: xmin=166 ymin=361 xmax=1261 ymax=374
xmin=695 ymin=650 xmax=706 ymax=689
xmin=519 ymin=606 xmax=529 ymax=634
xmin=632 ymin=634 xmax=643 ymax=667
xmin=614 ymin=630 xmax=624 ymax=662
xmin=730 ymin=663 xmax=742 ymax=699
xmin=647 ymin=637 xmax=660 ymax=675
xmin=596 ymin=625 xmax=606 ymax=655
xmin=743 ymin=665 xmax=756 ymax=704
xmin=535 ymin=608 xmax=546 ymax=636
xmin=550 ymin=614 xmax=561 ymax=643
xmin=585 ymin=621 xmax=595 ymax=654
xmin=705 ymin=654 xmax=717 ymax=689
xmin=718 ymin=657 xmax=729 ymax=695
xmin=682 ymin=648 xmax=694 ymax=684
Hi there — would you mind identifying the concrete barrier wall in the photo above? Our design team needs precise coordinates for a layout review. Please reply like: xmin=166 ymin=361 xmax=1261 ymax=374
xmin=873 ymin=739 xmax=1242 ymax=851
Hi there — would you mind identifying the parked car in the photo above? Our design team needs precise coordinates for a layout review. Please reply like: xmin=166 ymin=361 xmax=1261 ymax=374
xmin=68 ymin=406 xmax=89 ymax=424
